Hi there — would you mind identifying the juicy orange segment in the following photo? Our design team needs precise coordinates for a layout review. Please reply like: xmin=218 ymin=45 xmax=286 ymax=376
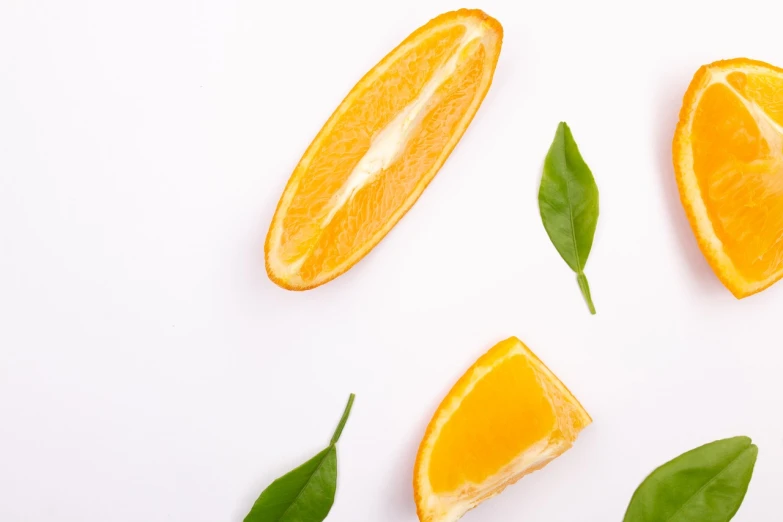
xmin=414 ymin=337 xmax=591 ymax=522
xmin=265 ymin=9 xmax=503 ymax=290
xmin=674 ymin=58 xmax=783 ymax=297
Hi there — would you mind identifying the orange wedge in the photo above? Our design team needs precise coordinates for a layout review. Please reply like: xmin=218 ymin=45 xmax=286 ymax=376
xmin=674 ymin=58 xmax=783 ymax=297
xmin=264 ymin=9 xmax=503 ymax=290
xmin=414 ymin=337 xmax=591 ymax=522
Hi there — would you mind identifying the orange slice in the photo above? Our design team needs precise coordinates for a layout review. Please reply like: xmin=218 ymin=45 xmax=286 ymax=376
xmin=414 ymin=337 xmax=591 ymax=522
xmin=264 ymin=9 xmax=503 ymax=290
xmin=674 ymin=58 xmax=783 ymax=297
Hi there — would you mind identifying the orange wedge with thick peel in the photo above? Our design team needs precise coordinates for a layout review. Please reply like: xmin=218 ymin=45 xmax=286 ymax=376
xmin=674 ymin=58 xmax=783 ymax=298
xmin=264 ymin=9 xmax=503 ymax=290
xmin=414 ymin=337 xmax=591 ymax=522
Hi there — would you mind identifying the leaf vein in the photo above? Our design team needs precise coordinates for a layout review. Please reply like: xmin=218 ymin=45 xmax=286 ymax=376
xmin=274 ymin=446 xmax=334 ymax=522
xmin=664 ymin=448 xmax=751 ymax=522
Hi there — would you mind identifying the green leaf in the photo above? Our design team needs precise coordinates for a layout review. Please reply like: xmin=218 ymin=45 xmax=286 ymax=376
xmin=623 ymin=436 xmax=758 ymax=522
xmin=244 ymin=447 xmax=337 ymax=522
xmin=244 ymin=394 xmax=355 ymax=522
xmin=538 ymin=122 xmax=599 ymax=314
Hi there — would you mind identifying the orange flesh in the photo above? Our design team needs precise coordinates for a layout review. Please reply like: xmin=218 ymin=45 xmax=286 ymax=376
xmin=299 ymin=43 xmax=486 ymax=281
xmin=428 ymin=354 xmax=556 ymax=492
xmin=279 ymin=26 xmax=468 ymax=266
xmin=414 ymin=337 xmax=591 ymax=522
xmin=265 ymin=10 xmax=503 ymax=289
xmin=691 ymin=74 xmax=783 ymax=281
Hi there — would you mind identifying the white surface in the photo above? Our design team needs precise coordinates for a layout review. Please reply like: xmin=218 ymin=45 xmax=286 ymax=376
xmin=0 ymin=0 xmax=781 ymax=520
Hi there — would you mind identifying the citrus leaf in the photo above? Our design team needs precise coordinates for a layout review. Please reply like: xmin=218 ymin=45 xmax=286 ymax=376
xmin=538 ymin=122 xmax=599 ymax=314
xmin=244 ymin=447 xmax=336 ymax=522
xmin=244 ymin=394 xmax=354 ymax=522
xmin=623 ymin=436 xmax=758 ymax=522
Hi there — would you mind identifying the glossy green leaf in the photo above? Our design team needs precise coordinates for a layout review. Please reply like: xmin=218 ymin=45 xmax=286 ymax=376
xmin=244 ymin=447 xmax=336 ymax=522
xmin=623 ymin=436 xmax=758 ymax=522
xmin=538 ymin=122 xmax=599 ymax=314
xmin=244 ymin=394 xmax=355 ymax=522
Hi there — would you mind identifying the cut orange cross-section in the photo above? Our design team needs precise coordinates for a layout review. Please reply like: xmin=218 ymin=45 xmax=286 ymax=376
xmin=414 ymin=337 xmax=591 ymax=522
xmin=674 ymin=58 xmax=783 ymax=297
xmin=264 ymin=9 xmax=503 ymax=290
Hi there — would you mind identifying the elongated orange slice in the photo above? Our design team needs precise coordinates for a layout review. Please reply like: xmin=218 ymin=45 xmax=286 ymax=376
xmin=414 ymin=337 xmax=591 ymax=522
xmin=264 ymin=9 xmax=503 ymax=290
xmin=674 ymin=58 xmax=783 ymax=297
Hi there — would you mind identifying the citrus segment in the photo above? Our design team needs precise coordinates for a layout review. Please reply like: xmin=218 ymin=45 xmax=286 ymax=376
xmin=674 ymin=58 xmax=783 ymax=297
xmin=414 ymin=337 xmax=591 ymax=522
xmin=265 ymin=10 xmax=503 ymax=289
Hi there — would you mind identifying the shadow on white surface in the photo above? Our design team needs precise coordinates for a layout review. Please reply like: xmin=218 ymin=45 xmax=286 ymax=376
xmin=382 ymin=413 xmax=428 ymax=520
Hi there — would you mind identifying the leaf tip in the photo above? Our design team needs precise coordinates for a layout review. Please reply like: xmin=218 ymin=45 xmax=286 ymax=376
xmin=731 ymin=435 xmax=753 ymax=447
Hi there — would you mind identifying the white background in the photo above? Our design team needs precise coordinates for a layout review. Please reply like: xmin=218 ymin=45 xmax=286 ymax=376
xmin=1 ymin=0 xmax=781 ymax=520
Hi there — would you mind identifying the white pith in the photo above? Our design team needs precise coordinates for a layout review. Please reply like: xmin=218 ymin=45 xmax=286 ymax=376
xmin=315 ymin=24 xmax=486 ymax=238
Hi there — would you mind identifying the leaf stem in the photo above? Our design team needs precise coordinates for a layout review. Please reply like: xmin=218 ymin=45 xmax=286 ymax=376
xmin=577 ymin=272 xmax=596 ymax=315
xmin=330 ymin=393 xmax=355 ymax=445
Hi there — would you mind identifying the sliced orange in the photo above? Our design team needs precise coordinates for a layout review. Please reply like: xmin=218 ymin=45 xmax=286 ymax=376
xmin=414 ymin=337 xmax=591 ymax=522
xmin=674 ymin=58 xmax=783 ymax=297
xmin=264 ymin=9 xmax=503 ymax=290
